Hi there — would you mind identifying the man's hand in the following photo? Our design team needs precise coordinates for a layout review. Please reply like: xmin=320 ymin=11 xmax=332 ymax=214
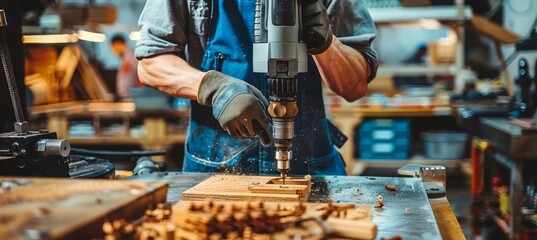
xmin=198 ymin=71 xmax=271 ymax=145
xmin=302 ymin=0 xmax=333 ymax=55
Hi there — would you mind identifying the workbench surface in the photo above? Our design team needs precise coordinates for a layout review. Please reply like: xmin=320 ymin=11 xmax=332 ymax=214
xmin=128 ymin=172 xmax=463 ymax=239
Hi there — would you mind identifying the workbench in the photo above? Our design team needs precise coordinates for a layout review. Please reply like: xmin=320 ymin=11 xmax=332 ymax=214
xmin=128 ymin=172 xmax=464 ymax=240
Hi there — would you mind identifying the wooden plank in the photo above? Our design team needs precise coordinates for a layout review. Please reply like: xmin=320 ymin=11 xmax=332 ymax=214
xmin=181 ymin=175 xmax=311 ymax=202
xmin=268 ymin=177 xmax=310 ymax=185
xmin=250 ymin=184 xmax=308 ymax=197
xmin=429 ymin=197 xmax=465 ymax=240
xmin=0 ymin=178 xmax=167 ymax=240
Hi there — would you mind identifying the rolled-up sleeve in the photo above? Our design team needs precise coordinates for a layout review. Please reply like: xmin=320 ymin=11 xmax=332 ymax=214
xmin=327 ymin=0 xmax=379 ymax=82
xmin=135 ymin=0 xmax=188 ymax=59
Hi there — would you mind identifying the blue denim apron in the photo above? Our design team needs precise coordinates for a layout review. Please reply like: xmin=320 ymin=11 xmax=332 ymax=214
xmin=182 ymin=0 xmax=347 ymax=176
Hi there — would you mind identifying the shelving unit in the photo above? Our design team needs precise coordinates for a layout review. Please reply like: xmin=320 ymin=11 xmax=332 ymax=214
xmin=369 ymin=2 xmax=472 ymax=91
xmin=470 ymin=118 xmax=537 ymax=240
xmin=325 ymin=2 xmax=474 ymax=175
xmin=328 ymin=106 xmax=460 ymax=174
xmin=29 ymin=101 xmax=188 ymax=152
xmin=353 ymin=155 xmax=468 ymax=175
xmin=377 ymin=64 xmax=457 ymax=76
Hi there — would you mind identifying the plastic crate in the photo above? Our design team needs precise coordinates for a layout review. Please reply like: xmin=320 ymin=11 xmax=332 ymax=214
xmin=359 ymin=118 xmax=410 ymax=141
xmin=359 ymin=141 xmax=410 ymax=160
xmin=356 ymin=118 xmax=411 ymax=160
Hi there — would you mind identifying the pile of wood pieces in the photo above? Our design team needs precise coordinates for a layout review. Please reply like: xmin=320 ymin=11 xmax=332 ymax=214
xmin=177 ymin=199 xmax=378 ymax=240
xmin=102 ymin=175 xmax=377 ymax=240
xmin=103 ymin=199 xmax=377 ymax=240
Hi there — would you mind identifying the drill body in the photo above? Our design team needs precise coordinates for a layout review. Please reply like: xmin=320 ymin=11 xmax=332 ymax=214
xmin=252 ymin=0 xmax=308 ymax=181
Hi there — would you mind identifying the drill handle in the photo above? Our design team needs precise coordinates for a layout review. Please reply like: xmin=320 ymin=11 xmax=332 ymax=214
xmin=253 ymin=120 xmax=272 ymax=146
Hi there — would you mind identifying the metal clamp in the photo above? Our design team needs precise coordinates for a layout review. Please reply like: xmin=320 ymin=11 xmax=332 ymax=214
xmin=398 ymin=164 xmax=446 ymax=198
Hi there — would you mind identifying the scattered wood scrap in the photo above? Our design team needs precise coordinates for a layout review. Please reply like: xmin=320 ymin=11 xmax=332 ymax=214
xmin=374 ymin=195 xmax=385 ymax=209
xmin=384 ymin=184 xmax=396 ymax=191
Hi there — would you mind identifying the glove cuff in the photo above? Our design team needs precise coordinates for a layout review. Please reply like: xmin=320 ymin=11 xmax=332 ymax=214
xmin=308 ymin=30 xmax=333 ymax=55
xmin=197 ymin=70 xmax=229 ymax=106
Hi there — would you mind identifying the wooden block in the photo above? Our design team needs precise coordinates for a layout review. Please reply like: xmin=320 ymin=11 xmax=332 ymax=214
xmin=181 ymin=175 xmax=311 ymax=202
xmin=249 ymin=184 xmax=308 ymax=197
xmin=268 ymin=177 xmax=311 ymax=185
xmin=327 ymin=216 xmax=378 ymax=240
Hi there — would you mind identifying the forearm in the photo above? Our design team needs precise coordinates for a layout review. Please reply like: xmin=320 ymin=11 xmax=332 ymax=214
xmin=138 ymin=53 xmax=205 ymax=100
xmin=313 ymin=37 xmax=371 ymax=102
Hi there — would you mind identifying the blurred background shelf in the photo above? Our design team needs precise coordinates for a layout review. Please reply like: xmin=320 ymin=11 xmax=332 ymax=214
xmin=377 ymin=64 xmax=457 ymax=76
xmin=68 ymin=134 xmax=186 ymax=146
xmin=352 ymin=155 xmax=469 ymax=175
xmin=369 ymin=5 xmax=472 ymax=22
xmin=329 ymin=106 xmax=458 ymax=173
xmin=29 ymin=101 xmax=189 ymax=152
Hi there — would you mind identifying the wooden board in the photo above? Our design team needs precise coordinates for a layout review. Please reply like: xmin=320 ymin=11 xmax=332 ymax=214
xmin=429 ymin=197 xmax=466 ymax=240
xmin=0 ymin=177 xmax=167 ymax=240
xmin=181 ymin=175 xmax=311 ymax=202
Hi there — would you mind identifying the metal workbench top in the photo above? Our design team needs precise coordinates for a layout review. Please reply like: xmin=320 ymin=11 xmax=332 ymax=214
xmin=128 ymin=172 xmax=443 ymax=239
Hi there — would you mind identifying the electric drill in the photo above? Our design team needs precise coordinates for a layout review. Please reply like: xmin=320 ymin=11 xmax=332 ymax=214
xmin=253 ymin=0 xmax=308 ymax=182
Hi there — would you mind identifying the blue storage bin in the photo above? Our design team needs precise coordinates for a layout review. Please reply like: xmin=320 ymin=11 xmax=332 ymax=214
xmin=356 ymin=118 xmax=411 ymax=160
xmin=359 ymin=118 xmax=410 ymax=140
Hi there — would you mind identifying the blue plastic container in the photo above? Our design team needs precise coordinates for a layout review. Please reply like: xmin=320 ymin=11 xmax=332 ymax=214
xmin=357 ymin=118 xmax=411 ymax=160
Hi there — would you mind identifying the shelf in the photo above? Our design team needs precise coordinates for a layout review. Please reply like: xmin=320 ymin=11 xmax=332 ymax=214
xmin=369 ymin=6 xmax=472 ymax=23
xmin=329 ymin=106 xmax=454 ymax=117
xmin=68 ymin=134 xmax=186 ymax=146
xmin=377 ymin=64 xmax=457 ymax=76
xmin=352 ymin=156 xmax=467 ymax=175
xmin=68 ymin=136 xmax=144 ymax=145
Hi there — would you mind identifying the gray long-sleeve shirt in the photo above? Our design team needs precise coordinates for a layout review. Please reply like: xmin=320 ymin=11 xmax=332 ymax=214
xmin=135 ymin=0 xmax=379 ymax=82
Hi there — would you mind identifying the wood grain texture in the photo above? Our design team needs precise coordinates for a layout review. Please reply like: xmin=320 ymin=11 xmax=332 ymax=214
xmin=429 ymin=197 xmax=466 ymax=240
xmin=0 ymin=177 xmax=167 ymax=240
xmin=181 ymin=175 xmax=311 ymax=202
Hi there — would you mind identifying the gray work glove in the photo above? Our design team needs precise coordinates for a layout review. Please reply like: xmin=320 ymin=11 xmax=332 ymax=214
xmin=198 ymin=70 xmax=272 ymax=145
xmin=302 ymin=0 xmax=333 ymax=55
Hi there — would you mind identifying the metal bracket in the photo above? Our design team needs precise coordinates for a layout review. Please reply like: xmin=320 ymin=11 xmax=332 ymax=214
xmin=398 ymin=164 xmax=446 ymax=198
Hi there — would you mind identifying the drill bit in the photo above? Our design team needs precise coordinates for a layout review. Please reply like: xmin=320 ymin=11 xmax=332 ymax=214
xmin=276 ymin=150 xmax=291 ymax=185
